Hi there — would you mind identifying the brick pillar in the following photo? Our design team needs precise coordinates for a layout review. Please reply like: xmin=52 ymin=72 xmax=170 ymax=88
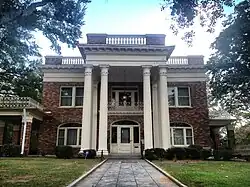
xmin=20 ymin=116 xmax=33 ymax=156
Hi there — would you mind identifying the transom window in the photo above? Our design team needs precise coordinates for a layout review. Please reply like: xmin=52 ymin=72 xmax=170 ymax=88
xmin=60 ymin=86 xmax=84 ymax=107
xmin=57 ymin=123 xmax=82 ymax=147
xmin=170 ymin=123 xmax=194 ymax=146
xmin=168 ymin=87 xmax=191 ymax=107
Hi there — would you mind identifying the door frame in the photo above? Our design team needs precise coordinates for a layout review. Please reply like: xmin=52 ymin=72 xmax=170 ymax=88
xmin=110 ymin=120 xmax=140 ymax=154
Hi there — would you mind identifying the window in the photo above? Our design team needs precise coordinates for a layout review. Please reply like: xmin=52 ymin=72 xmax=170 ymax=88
xmin=168 ymin=87 xmax=190 ymax=107
xmin=170 ymin=123 xmax=193 ymax=146
xmin=111 ymin=126 xmax=117 ymax=143
xmin=57 ymin=123 xmax=82 ymax=147
xmin=60 ymin=86 xmax=84 ymax=107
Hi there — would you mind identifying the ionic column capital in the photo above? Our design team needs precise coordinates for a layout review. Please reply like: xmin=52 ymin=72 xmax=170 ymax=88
xmin=159 ymin=65 xmax=168 ymax=76
xmin=100 ymin=65 xmax=109 ymax=76
xmin=84 ymin=66 xmax=93 ymax=76
xmin=142 ymin=65 xmax=151 ymax=76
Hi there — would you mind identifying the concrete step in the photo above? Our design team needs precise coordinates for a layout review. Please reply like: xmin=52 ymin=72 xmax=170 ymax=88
xmin=108 ymin=154 xmax=142 ymax=160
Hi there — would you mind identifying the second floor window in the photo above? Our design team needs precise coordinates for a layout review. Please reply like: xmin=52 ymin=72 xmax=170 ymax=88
xmin=168 ymin=87 xmax=191 ymax=107
xmin=60 ymin=87 xmax=84 ymax=107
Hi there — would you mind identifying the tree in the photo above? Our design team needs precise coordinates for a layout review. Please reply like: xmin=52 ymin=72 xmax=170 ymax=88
xmin=207 ymin=1 xmax=250 ymax=112
xmin=161 ymin=0 xmax=235 ymax=44
xmin=0 ymin=0 xmax=90 ymax=101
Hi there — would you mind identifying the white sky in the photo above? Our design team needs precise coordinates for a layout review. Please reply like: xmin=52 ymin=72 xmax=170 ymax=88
xmin=35 ymin=0 xmax=225 ymax=62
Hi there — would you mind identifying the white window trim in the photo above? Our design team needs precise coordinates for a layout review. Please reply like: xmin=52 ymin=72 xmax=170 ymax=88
xmin=170 ymin=126 xmax=194 ymax=147
xmin=57 ymin=127 xmax=82 ymax=147
xmin=59 ymin=86 xmax=84 ymax=107
xmin=168 ymin=86 xmax=191 ymax=108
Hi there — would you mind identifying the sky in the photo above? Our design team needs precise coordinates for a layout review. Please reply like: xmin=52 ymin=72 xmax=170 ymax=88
xmin=36 ymin=0 xmax=235 ymax=62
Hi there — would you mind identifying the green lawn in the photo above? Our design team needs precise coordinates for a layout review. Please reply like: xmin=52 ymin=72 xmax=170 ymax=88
xmin=154 ymin=160 xmax=250 ymax=187
xmin=0 ymin=157 xmax=99 ymax=187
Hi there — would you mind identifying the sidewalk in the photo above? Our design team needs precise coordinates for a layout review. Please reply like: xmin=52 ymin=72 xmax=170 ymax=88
xmin=75 ymin=160 xmax=179 ymax=187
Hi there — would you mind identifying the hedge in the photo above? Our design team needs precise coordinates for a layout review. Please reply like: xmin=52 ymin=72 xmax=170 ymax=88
xmin=55 ymin=146 xmax=73 ymax=159
xmin=1 ymin=144 xmax=21 ymax=157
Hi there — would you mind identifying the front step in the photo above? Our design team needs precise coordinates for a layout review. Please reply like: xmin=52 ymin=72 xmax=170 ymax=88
xmin=108 ymin=153 xmax=141 ymax=160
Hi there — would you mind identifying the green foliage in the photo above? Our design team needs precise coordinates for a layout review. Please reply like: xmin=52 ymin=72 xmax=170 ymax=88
xmin=144 ymin=149 xmax=159 ymax=161
xmin=185 ymin=147 xmax=201 ymax=159
xmin=207 ymin=1 xmax=250 ymax=112
xmin=0 ymin=0 xmax=90 ymax=100
xmin=213 ymin=149 xmax=233 ymax=161
xmin=55 ymin=146 xmax=73 ymax=159
xmin=161 ymin=0 xmax=235 ymax=44
xmin=1 ymin=144 xmax=21 ymax=157
xmin=167 ymin=147 xmax=187 ymax=160
xmin=201 ymin=149 xmax=212 ymax=160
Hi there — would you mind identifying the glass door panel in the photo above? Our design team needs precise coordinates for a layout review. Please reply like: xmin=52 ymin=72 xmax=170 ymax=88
xmin=121 ymin=127 xmax=130 ymax=143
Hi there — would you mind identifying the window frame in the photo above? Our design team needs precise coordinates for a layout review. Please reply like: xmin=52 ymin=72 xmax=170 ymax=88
xmin=168 ymin=86 xmax=191 ymax=107
xmin=57 ymin=126 xmax=82 ymax=147
xmin=60 ymin=86 xmax=84 ymax=107
xmin=170 ymin=126 xmax=194 ymax=147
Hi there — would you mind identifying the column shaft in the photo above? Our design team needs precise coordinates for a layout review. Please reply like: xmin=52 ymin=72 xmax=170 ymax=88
xmin=80 ymin=66 xmax=92 ymax=152
xmin=143 ymin=66 xmax=153 ymax=150
xmin=97 ymin=65 xmax=109 ymax=155
xmin=159 ymin=66 xmax=171 ymax=149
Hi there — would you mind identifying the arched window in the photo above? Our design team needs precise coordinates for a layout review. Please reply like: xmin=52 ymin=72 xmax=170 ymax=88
xmin=57 ymin=123 xmax=81 ymax=147
xmin=170 ymin=123 xmax=194 ymax=146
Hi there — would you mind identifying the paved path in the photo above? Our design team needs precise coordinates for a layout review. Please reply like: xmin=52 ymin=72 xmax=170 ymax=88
xmin=75 ymin=160 xmax=179 ymax=187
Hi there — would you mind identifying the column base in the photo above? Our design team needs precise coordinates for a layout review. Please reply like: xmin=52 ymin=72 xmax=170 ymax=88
xmin=97 ymin=149 xmax=109 ymax=156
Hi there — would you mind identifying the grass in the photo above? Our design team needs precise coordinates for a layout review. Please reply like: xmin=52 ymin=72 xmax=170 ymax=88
xmin=0 ymin=157 xmax=99 ymax=187
xmin=154 ymin=160 xmax=250 ymax=187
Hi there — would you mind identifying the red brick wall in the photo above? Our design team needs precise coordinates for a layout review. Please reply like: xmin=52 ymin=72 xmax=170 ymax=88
xmin=168 ymin=81 xmax=212 ymax=147
xmin=39 ymin=82 xmax=84 ymax=154
xmin=40 ymin=81 xmax=211 ymax=154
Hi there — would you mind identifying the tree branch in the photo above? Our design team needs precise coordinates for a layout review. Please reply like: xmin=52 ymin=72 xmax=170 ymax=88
xmin=0 ymin=0 xmax=51 ymax=26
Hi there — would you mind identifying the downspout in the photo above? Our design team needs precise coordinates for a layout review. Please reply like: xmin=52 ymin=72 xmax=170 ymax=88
xmin=21 ymin=108 xmax=27 ymax=155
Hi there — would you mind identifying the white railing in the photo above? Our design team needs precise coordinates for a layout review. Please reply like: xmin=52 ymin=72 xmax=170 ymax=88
xmin=62 ymin=57 xmax=85 ymax=65
xmin=166 ymin=57 xmax=189 ymax=65
xmin=0 ymin=97 xmax=43 ymax=111
xmin=106 ymin=35 xmax=146 ymax=45
xmin=108 ymin=101 xmax=143 ymax=111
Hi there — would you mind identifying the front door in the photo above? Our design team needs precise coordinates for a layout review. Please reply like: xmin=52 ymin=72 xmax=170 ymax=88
xmin=111 ymin=125 xmax=140 ymax=154
xmin=119 ymin=127 xmax=131 ymax=153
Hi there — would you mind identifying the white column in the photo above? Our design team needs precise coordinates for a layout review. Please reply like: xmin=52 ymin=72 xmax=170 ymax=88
xmin=142 ymin=66 xmax=153 ymax=150
xmin=152 ymin=83 xmax=161 ymax=148
xmin=159 ymin=65 xmax=171 ymax=149
xmin=97 ymin=65 xmax=109 ymax=155
xmin=91 ymin=82 xmax=98 ymax=150
xmin=80 ymin=66 xmax=93 ymax=152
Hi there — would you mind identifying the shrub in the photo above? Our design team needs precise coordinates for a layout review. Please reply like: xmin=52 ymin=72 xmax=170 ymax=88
xmin=0 ymin=146 xmax=2 ymax=157
xmin=185 ymin=147 xmax=201 ymax=159
xmin=55 ymin=146 xmax=73 ymax=159
xmin=144 ymin=149 xmax=158 ymax=161
xmin=167 ymin=147 xmax=187 ymax=160
xmin=78 ymin=149 xmax=96 ymax=159
xmin=154 ymin=148 xmax=166 ymax=160
xmin=201 ymin=149 xmax=212 ymax=160
xmin=188 ymin=144 xmax=203 ymax=151
xmin=1 ymin=144 xmax=21 ymax=157
xmin=213 ymin=149 xmax=233 ymax=161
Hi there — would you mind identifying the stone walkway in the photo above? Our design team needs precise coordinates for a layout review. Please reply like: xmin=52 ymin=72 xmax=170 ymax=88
xmin=75 ymin=160 xmax=179 ymax=187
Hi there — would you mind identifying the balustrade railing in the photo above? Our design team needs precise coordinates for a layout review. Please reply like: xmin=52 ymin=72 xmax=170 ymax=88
xmin=106 ymin=35 xmax=146 ymax=45
xmin=45 ymin=56 xmax=194 ymax=65
xmin=0 ymin=97 xmax=44 ymax=111
xmin=108 ymin=101 xmax=143 ymax=111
